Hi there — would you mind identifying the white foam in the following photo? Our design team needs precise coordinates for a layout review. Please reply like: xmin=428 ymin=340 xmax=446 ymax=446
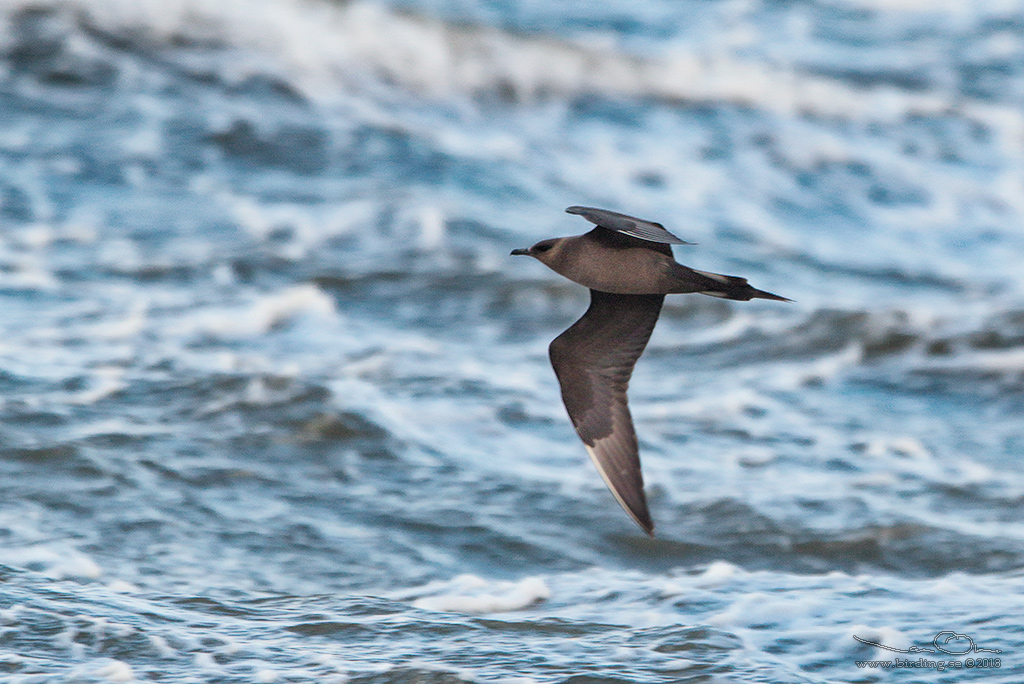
xmin=91 ymin=659 xmax=136 ymax=682
xmin=0 ymin=605 xmax=22 ymax=624
xmin=186 ymin=284 xmax=337 ymax=340
xmin=770 ymin=344 xmax=864 ymax=389
xmin=919 ymin=347 xmax=1024 ymax=375
xmin=864 ymin=435 xmax=932 ymax=460
xmin=107 ymin=581 xmax=140 ymax=593
xmin=0 ymin=247 xmax=58 ymax=291
xmin=149 ymin=634 xmax=177 ymax=658
xmin=661 ymin=386 xmax=772 ymax=423
xmin=12 ymin=224 xmax=55 ymax=250
xmin=414 ymin=205 xmax=447 ymax=251
xmin=0 ymin=543 xmax=102 ymax=580
xmin=217 ymin=191 xmax=390 ymax=261
xmin=193 ymin=652 xmax=220 ymax=671
xmin=70 ymin=366 xmax=127 ymax=405
xmin=412 ymin=574 xmax=551 ymax=614
xmin=86 ymin=300 xmax=149 ymax=341
xmin=697 ymin=560 xmax=741 ymax=586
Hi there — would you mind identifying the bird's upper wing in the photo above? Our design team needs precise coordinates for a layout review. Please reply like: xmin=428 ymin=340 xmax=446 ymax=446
xmin=566 ymin=206 xmax=692 ymax=245
xmin=548 ymin=289 xmax=665 ymax=534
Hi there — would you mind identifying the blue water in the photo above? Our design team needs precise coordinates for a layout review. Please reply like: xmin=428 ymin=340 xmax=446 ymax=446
xmin=1 ymin=0 xmax=1024 ymax=681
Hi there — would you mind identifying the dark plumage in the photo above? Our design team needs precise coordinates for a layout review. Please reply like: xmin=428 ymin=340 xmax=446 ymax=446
xmin=512 ymin=206 xmax=790 ymax=534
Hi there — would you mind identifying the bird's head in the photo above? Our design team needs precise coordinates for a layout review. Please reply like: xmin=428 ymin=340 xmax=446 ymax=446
xmin=510 ymin=238 xmax=566 ymax=265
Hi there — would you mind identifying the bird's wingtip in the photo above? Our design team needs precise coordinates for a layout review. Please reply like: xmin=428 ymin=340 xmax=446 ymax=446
xmin=622 ymin=506 xmax=655 ymax=536
xmin=583 ymin=444 xmax=655 ymax=536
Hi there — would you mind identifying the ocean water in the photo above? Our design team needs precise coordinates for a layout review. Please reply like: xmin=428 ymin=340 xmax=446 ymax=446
xmin=1 ymin=0 xmax=1023 ymax=681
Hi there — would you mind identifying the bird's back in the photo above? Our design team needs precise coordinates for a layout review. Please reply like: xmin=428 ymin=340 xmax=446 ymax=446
xmin=553 ymin=229 xmax=679 ymax=295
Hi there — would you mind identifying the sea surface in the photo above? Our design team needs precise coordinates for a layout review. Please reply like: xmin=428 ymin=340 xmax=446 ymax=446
xmin=1 ymin=0 xmax=1024 ymax=681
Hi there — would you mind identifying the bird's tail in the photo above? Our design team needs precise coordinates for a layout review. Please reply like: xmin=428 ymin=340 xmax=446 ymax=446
xmin=689 ymin=269 xmax=792 ymax=302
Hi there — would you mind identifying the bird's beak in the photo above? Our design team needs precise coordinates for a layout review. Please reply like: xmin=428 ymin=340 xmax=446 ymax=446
xmin=510 ymin=248 xmax=530 ymax=256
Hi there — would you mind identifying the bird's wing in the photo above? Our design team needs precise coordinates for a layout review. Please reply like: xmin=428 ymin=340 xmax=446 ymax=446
xmin=566 ymin=206 xmax=692 ymax=245
xmin=548 ymin=289 xmax=664 ymax=534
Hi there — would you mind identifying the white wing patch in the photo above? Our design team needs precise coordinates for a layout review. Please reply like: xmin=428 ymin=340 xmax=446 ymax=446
xmin=583 ymin=442 xmax=651 ymax=534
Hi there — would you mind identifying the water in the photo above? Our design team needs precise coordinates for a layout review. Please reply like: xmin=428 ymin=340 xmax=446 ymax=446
xmin=1 ymin=0 xmax=1023 ymax=681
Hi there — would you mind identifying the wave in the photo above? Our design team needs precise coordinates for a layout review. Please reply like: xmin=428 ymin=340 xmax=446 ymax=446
xmin=646 ymin=297 xmax=1024 ymax=397
xmin=6 ymin=0 xmax=1024 ymax=139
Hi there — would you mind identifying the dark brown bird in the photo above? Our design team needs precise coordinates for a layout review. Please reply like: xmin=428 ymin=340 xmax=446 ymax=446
xmin=512 ymin=206 xmax=789 ymax=535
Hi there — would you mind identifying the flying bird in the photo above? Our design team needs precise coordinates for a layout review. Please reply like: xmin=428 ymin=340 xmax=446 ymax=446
xmin=512 ymin=206 xmax=790 ymax=535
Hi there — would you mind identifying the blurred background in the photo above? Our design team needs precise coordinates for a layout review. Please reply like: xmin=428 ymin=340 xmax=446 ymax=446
xmin=1 ymin=0 xmax=1023 ymax=681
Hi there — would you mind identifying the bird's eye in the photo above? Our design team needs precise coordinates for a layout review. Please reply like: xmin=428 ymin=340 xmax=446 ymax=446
xmin=534 ymin=242 xmax=553 ymax=253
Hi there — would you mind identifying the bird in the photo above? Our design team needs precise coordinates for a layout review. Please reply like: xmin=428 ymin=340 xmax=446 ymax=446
xmin=511 ymin=206 xmax=790 ymax=535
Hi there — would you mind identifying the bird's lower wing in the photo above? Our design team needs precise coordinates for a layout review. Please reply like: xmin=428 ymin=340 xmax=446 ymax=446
xmin=548 ymin=289 xmax=664 ymax=534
